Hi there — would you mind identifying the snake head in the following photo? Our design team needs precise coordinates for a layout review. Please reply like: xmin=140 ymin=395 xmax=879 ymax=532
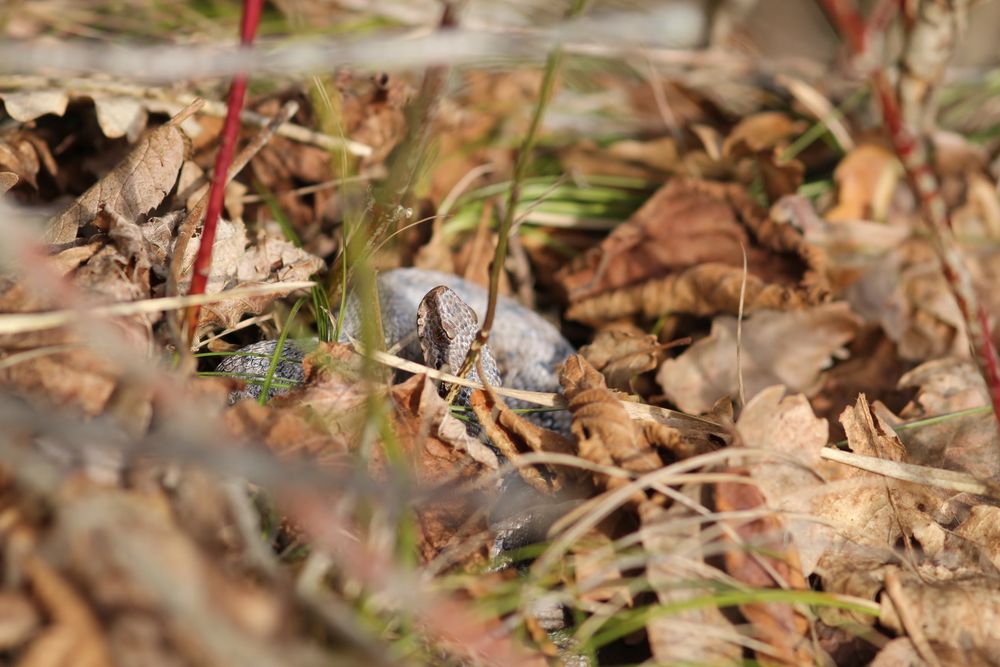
xmin=416 ymin=285 xmax=479 ymax=375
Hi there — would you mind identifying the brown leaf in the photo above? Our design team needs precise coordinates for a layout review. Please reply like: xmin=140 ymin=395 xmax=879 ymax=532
xmin=737 ymin=386 xmax=834 ymax=575
xmin=580 ymin=327 xmax=662 ymax=392
xmin=841 ymin=393 xmax=907 ymax=462
xmin=20 ymin=555 xmax=113 ymax=667
xmin=846 ymin=238 xmax=966 ymax=361
xmin=722 ymin=112 xmax=808 ymax=157
xmin=567 ymin=262 xmax=820 ymax=323
xmin=0 ymin=129 xmax=56 ymax=189
xmin=571 ymin=529 xmax=631 ymax=606
xmin=389 ymin=374 xmax=496 ymax=562
xmin=560 ymin=136 xmax=686 ymax=181
xmin=826 ymin=143 xmax=900 ymax=222
xmin=92 ymin=96 xmax=148 ymax=142
xmin=639 ymin=498 xmax=743 ymax=664
xmin=0 ymin=592 xmax=40 ymax=650
xmin=45 ymin=122 xmax=187 ymax=244
xmin=657 ymin=303 xmax=861 ymax=414
xmin=0 ymin=171 xmax=16 ymax=194
xmin=0 ymin=89 xmax=69 ymax=122
xmin=560 ymin=179 xmax=829 ymax=323
xmin=894 ymin=358 xmax=998 ymax=478
xmin=49 ymin=488 xmax=309 ymax=667
xmin=561 ymin=355 xmax=663 ymax=505
xmin=877 ymin=570 xmax=1000 ymax=662
xmin=723 ymin=112 xmax=808 ymax=200
xmin=171 ymin=217 xmax=323 ymax=333
xmin=468 ymin=389 xmax=562 ymax=494
xmin=0 ymin=237 xmax=153 ymax=416
xmin=714 ymin=473 xmax=813 ymax=666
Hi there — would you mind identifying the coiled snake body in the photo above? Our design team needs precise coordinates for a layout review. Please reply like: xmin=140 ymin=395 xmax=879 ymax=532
xmin=217 ymin=268 xmax=574 ymax=433
xmin=218 ymin=268 xmax=580 ymax=641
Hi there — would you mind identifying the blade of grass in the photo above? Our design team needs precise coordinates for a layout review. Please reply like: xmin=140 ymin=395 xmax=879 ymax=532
xmin=259 ymin=296 xmax=306 ymax=404
xmin=449 ymin=0 xmax=590 ymax=401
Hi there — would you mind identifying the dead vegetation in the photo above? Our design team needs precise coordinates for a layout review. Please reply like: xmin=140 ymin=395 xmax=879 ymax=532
xmin=3 ymin=1 xmax=1000 ymax=665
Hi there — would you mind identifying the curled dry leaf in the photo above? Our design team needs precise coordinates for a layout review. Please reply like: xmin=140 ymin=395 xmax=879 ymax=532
xmin=44 ymin=122 xmax=188 ymax=244
xmin=657 ymin=303 xmax=861 ymax=414
xmin=560 ymin=179 xmax=829 ymax=324
xmin=170 ymin=217 xmax=323 ymax=333
xmin=713 ymin=474 xmax=813 ymax=666
xmin=560 ymin=355 xmax=664 ymax=505
xmin=567 ymin=262 xmax=820 ymax=323
xmin=0 ymin=129 xmax=57 ymax=189
xmin=847 ymin=238 xmax=967 ymax=361
xmin=469 ymin=389 xmax=556 ymax=494
xmin=580 ymin=327 xmax=662 ymax=392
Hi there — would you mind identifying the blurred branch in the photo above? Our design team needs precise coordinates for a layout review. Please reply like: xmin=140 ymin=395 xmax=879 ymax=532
xmin=0 ymin=6 xmax=705 ymax=82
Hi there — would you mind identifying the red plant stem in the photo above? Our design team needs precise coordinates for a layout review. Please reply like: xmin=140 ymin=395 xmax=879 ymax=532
xmin=185 ymin=0 xmax=264 ymax=340
xmin=819 ymin=0 xmax=868 ymax=54
xmin=819 ymin=0 xmax=1000 ymax=428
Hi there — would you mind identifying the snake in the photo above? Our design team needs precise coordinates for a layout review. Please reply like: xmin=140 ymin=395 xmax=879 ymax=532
xmin=215 ymin=268 xmax=574 ymax=433
xmin=217 ymin=268 xmax=585 ymax=648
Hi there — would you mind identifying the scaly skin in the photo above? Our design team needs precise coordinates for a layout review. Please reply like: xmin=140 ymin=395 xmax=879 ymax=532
xmin=216 ymin=268 xmax=574 ymax=430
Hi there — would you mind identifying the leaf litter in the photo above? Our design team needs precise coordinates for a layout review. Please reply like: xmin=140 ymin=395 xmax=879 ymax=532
xmin=4 ymin=2 xmax=1000 ymax=666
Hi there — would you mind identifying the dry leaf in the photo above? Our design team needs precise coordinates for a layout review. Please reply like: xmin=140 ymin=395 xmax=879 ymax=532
xmin=567 ymin=262 xmax=820 ymax=323
xmin=0 ymin=171 xmax=17 ymax=194
xmin=1 ymin=89 xmax=69 ymax=121
xmin=894 ymin=358 xmax=998 ymax=478
xmin=639 ymin=498 xmax=744 ymax=664
xmin=389 ymin=374 xmax=496 ymax=562
xmin=877 ymin=570 xmax=1000 ymax=661
xmin=561 ymin=355 xmax=663 ymax=505
xmin=560 ymin=179 xmax=829 ymax=324
xmin=657 ymin=303 xmax=861 ymax=414
xmin=45 ymin=122 xmax=187 ymax=244
xmin=847 ymin=238 xmax=967 ymax=361
xmin=723 ymin=111 xmax=808 ymax=201
xmin=0 ymin=235 xmax=154 ymax=416
xmin=580 ymin=327 xmax=662 ymax=392
xmin=825 ymin=143 xmax=900 ymax=222
xmin=172 ymin=217 xmax=323 ymax=333
xmin=714 ymin=473 xmax=813 ymax=666
xmin=737 ymin=386 xmax=835 ymax=575
xmin=93 ymin=96 xmax=148 ymax=141
xmin=0 ymin=592 xmax=40 ymax=650
xmin=0 ymin=129 xmax=56 ymax=189
xmin=19 ymin=555 xmax=114 ymax=667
